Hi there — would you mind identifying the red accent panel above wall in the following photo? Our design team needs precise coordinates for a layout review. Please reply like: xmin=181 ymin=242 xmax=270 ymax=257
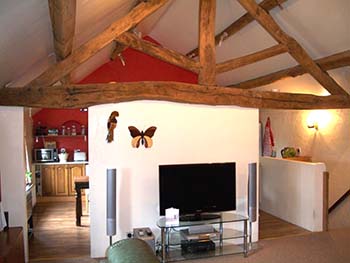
xmin=79 ymin=36 xmax=198 ymax=84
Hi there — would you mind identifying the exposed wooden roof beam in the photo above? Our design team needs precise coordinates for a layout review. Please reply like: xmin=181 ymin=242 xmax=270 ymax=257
xmin=198 ymin=0 xmax=216 ymax=85
xmin=216 ymin=44 xmax=288 ymax=74
xmin=237 ymin=0 xmax=348 ymax=96
xmin=186 ymin=0 xmax=288 ymax=58
xmin=48 ymin=0 xmax=76 ymax=84
xmin=27 ymin=0 xmax=168 ymax=87
xmin=110 ymin=0 xmax=140 ymax=61
xmin=114 ymin=32 xmax=200 ymax=72
xmin=228 ymin=50 xmax=350 ymax=89
xmin=1 ymin=82 xmax=350 ymax=109
xmin=48 ymin=0 xmax=76 ymax=61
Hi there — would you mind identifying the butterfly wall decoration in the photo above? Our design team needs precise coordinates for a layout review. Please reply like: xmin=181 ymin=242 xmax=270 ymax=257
xmin=128 ymin=126 xmax=157 ymax=148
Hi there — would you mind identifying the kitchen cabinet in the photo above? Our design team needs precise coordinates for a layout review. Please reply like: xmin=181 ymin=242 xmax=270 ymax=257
xmin=42 ymin=166 xmax=55 ymax=196
xmin=55 ymin=166 xmax=69 ymax=196
xmin=41 ymin=164 xmax=86 ymax=196
xmin=68 ymin=165 xmax=86 ymax=196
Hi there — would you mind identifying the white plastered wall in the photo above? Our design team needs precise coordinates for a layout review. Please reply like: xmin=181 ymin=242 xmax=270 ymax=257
xmin=260 ymin=157 xmax=326 ymax=231
xmin=259 ymin=66 xmax=350 ymax=207
xmin=88 ymin=101 xmax=259 ymax=257
xmin=0 ymin=107 xmax=28 ymax=261
xmin=260 ymin=108 xmax=350 ymax=207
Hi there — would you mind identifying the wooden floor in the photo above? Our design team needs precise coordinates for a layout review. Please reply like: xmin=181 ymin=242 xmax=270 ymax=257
xmin=259 ymin=210 xmax=310 ymax=240
xmin=28 ymin=202 xmax=308 ymax=261
xmin=29 ymin=200 xmax=98 ymax=263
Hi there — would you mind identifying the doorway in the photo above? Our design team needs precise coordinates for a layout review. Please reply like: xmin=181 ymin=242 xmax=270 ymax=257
xmin=27 ymin=108 xmax=91 ymax=262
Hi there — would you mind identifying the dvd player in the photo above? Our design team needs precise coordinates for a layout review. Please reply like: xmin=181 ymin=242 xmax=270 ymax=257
xmin=181 ymin=239 xmax=215 ymax=254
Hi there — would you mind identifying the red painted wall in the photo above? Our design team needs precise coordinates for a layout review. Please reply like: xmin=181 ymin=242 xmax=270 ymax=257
xmin=33 ymin=36 xmax=197 ymax=161
xmin=32 ymin=109 xmax=88 ymax=161
xmin=80 ymin=36 xmax=198 ymax=84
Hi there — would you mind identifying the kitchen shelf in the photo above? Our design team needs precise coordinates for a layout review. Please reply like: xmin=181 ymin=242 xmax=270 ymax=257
xmin=35 ymin=135 xmax=87 ymax=142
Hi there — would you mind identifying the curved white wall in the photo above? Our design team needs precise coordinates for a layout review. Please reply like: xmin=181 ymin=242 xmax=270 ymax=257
xmin=260 ymin=157 xmax=326 ymax=231
xmin=88 ymin=101 xmax=259 ymax=257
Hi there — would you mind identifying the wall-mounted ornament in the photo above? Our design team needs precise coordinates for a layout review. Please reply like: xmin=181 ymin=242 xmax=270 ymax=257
xmin=128 ymin=126 xmax=157 ymax=148
xmin=106 ymin=111 xmax=119 ymax=143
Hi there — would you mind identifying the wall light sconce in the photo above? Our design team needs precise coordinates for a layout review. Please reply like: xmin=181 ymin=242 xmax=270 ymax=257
xmin=306 ymin=110 xmax=332 ymax=131
xmin=307 ymin=122 xmax=318 ymax=130
xmin=307 ymin=114 xmax=319 ymax=130
xmin=303 ymin=110 xmax=337 ymax=135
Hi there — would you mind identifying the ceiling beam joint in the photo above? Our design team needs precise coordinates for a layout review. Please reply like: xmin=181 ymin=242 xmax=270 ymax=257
xmin=186 ymin=0 xmax=289 ymax=58
xmin=27 ymin=0 xmax=168 ymax=87
xmin=237 ymin=0 xmax=348 ymax=96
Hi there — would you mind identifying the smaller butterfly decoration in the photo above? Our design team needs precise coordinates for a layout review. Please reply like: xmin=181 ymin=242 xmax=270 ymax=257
xmin=128 ymin=126 xmax=157 ymax=148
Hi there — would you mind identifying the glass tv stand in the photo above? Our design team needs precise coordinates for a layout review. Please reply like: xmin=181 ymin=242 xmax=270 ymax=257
xmin=156 ymin=212 xmax=248 ymax=262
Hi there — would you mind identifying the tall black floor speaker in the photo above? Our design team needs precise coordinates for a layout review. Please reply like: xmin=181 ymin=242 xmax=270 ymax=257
xmin=248 ymin=163 xmax=257 ymax=223
xmin=107 ymin=168 xmax=117 ymax=240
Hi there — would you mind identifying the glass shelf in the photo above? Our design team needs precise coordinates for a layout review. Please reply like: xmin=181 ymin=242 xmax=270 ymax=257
xmin=163 ymin=228 xmax=245 ymax=247
xmin=157 ymin=212 xmax=249 ymax=262
xmin=162 ymin=242 xmax=244 ymax=262
xmin=157 ymin=212 xmax=247 ymax=229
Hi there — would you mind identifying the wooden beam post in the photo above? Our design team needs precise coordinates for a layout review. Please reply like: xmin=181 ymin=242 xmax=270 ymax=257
xmin=48 ymin=0 xmax=76 ymax=61
xmin=229 ymin=50 xmax=350 ymax=89
xmin=323 ymin=171 xmax=329 ymax=231
xmin=1 ymin=82 xmax=350 ymax=109
xmin=114 ymin=32 xmax=200 ymax=72
xmin=198 ymin=0 xmax=216 ymax=85
xmin=28 ymin=0 xmax=168 ymax=87
xmin=187 ymin=0 xmax=288 ymax=58
xmin=237 ymin=0 xmax=348 ymax=96
xmin=216 ymin=44 xmax=288 ymax=74
xmin=48 ymin=0 xmax=76 ymax=83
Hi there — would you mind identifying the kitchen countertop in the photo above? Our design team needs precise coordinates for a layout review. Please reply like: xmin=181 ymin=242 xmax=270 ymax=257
xmin=33 ymin=161 xmax=89 ymax=165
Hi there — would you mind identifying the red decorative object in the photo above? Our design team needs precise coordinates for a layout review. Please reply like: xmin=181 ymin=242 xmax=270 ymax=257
xmin=263 ymin=117 xmax=275 ymax=157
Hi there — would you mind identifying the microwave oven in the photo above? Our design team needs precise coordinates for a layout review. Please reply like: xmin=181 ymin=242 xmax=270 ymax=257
xmin=34 ymin=148 xmax=58 ymax=163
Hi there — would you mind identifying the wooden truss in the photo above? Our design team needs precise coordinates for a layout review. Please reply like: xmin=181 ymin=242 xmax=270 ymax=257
xmin=1 ymin=0 xmax=349 ymax=109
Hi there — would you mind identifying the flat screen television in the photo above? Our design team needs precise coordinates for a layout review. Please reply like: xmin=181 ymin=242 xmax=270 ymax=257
xmin=159 ymin=162 xmax=236 ymax=221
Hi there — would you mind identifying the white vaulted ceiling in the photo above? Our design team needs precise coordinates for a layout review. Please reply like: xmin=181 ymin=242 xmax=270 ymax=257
xmin=0 ymin=0 xmax=349 ymax=93
xmin=0 ymin=0 xmax=54 ymax=87
xmin=148 ymin=0 xmax=350 ymax=91
xmin=0 ymin=0 xmax=173 ymax=86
